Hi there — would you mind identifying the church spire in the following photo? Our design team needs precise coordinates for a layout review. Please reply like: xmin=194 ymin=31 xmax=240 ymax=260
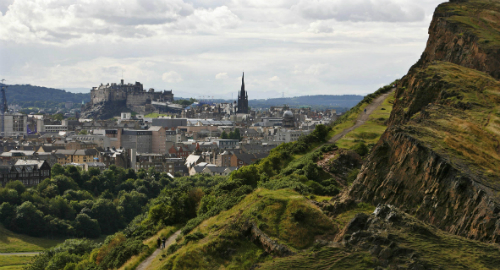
xmin=241 ymin=72 xmax=245 ymax=93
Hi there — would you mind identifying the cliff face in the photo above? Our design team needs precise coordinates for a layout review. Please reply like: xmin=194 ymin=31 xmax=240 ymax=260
xmin=349 ymin=0 xmax=500 ymax=243
xmin=413 ymin=0 xmax=500 ymax=79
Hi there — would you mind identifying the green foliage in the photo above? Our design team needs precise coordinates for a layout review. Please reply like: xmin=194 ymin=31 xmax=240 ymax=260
xmin=347 ymin=169 xmax=360 ymax=185
xmin=173 ymin=98 xmax=197 ymax=106
xmin=352 ymin=142 xmax=369 ymax=156
xmin=24 ymin=239 xmax=98 ymax=270
xmin=5 ymin=180 xmax=26 ymax=195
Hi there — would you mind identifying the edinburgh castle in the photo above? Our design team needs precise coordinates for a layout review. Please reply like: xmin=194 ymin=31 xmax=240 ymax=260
xmin=81 ymin=79 xmax=174 ymax=119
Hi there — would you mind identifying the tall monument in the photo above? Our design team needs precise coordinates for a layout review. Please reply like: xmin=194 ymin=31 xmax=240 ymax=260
xmin=237 ymin=72 xmax=249 ymax=114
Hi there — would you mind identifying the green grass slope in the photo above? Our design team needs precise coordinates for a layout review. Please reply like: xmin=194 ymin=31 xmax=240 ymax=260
xmin=149 ymin=189 xmax=338 ymax=269
xmin=0 ymin=225 xmax=65 ymax=253
xmin=392 ymin=61 xmax=500 ymax=181
xmin=437 ymin=0 xmax=500 ymax=51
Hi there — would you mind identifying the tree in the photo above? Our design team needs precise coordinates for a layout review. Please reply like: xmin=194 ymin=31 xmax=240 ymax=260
xmin=221 ymin=131 xmax=228 ymax=139
xmin=90 ymin=199 xmax=123 ymax=234
xmin=0 ymin=202 xmax=15 ymax=225
xmin=52 ymin=164 xmax=65 ymax=177
xmin=12 ymin=201 xmax=46 ymax=236
xmin=53 ymin=113 xmax=64 ymax=121
xmin=234 ymin=128 xmax=241 ymax=141
xmin=5 ymin=181 xmax=26 ymax=195
xmin=52 ymin=175 xmax=79 ymax=195
xmin=75 ymin=213 xmax=100 ymax=238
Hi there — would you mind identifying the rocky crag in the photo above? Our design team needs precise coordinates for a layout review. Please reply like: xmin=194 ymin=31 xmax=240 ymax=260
xmin=349 ymin=0 xmax=500 ymax=243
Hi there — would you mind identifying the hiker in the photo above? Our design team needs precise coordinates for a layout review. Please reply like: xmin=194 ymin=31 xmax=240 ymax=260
xmin=364 ymin=109 xmax=367 ymax=114
xmin=162 ymin=237 xmax=166 ymax=249
xmin=157 ymin=237 xmax=161 ymax=249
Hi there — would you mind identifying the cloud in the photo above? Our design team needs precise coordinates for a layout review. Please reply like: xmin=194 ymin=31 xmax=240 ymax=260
xmin=293 ymin=0 xmax=425 ymax=22
xmin=215 ymin=72 xmax=229 ymax=79
xmin=308 ymin=20 xmax=334 ymax=33
xmin=162 ymin=71 xmax=183 ymax=83
xmin=269 ymin=76 xmax=280 ymax=81
xmin=0 ymin=0 xmax=239 ymax=44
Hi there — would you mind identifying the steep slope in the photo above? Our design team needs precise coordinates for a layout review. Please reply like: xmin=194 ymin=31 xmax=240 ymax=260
xmin=414 ymin=0 xmax=500 ymax=79
xmin=349 ymin=0 xmax=500 ymax=243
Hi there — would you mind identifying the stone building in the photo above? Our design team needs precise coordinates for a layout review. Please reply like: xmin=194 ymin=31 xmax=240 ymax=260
xmin=82 ymin=79 xmax=174 ymax=119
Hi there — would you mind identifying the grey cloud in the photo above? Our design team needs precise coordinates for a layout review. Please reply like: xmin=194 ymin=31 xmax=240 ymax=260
xmin=294 ymin=0 xmax=425 ymax=22
xmin=0 ymin=0 xmax=14 ymax=14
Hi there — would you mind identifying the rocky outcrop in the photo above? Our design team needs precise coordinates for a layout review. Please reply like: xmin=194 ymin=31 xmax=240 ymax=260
xmin=335 ymin=205 xmax=435 ymax=269
xmin=81 ymin=101 xmax=129 ymax=120
xmin=412 ymin=0 xmax=500 ymax=79
xmin=242 ymin=222 xmax=293 ymax=257
xmin=346 ymin=0 xmax=500 ymax=244
xmin=349 ymin=129 xmax=500 ymax=243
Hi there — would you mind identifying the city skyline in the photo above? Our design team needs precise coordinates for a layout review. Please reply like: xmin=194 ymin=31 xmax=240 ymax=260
xmin=0 ymin=0 xmax=444 ymax=99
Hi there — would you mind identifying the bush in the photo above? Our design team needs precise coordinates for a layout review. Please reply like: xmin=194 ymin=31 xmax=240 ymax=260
xmin=352 ymin=142 xmax=369 ymax=156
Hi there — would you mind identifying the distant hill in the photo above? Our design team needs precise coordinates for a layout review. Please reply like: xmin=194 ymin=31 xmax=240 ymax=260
xmin=3 ymin=83 xmax=362 ymax=112
xmin=0 ymin=84 xmax=91 ymax=105
xmin=177 ymin=95 xmax=364 ymax=111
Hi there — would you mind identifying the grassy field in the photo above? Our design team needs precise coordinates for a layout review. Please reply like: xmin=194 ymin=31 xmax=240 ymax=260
xmin=336 ymin=91 xmax=395 ymax=149
xmin=0 ymin=254 xmax=36 ymax=270
xmin=0 ymin=225 xmax=66 ymax=253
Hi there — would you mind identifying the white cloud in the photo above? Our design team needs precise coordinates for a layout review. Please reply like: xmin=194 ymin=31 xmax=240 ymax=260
xmin=308 ymin=20 xmax=334 ymax=33
xmin=0 ymin=0 xmax=239 ymax=44
xmin=269 ymin=76 xmax=280 ymax=81
xmin=162 ymin=71 xmax=183 ymax=83
xmin=0 ymin=0 xmax=446 ymax=98
xmin=293 ymin=0 xmax=425 ymax=22
xmin=215 ymin=72 xmax=229 ymax=79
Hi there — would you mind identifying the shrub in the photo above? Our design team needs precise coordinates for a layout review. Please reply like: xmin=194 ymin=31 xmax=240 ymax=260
xmin=352 ymin=142 xmax=369 ymax=156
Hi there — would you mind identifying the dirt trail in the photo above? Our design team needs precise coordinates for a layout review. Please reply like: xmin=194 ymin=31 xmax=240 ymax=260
xmin=136 ymin=230 xmax=181 ymax=270
xmin=323 ymin=89 xmax=394 ymax=147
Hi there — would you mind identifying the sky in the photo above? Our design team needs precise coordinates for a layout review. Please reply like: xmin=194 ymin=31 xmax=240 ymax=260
xmin=0 ymin=0 xmax=445 ymax=99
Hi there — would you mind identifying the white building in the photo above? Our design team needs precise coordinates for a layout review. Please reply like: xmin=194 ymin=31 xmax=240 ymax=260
xmin=0 ymin=114 xmax=27 ymax=136
xmin=275 ymin=129 xmax=312 ymax=143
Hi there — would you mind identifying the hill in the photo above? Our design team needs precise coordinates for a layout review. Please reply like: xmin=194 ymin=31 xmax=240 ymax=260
xmin=21 ymin=1 xmax=500 ymax=269
xmin=349 ymin=0 xmax=500 ymax=243
xmin=0 ymin=84 xmax=90 ymax=108
xmin=177 ymin=95 xmax=364 ymax=111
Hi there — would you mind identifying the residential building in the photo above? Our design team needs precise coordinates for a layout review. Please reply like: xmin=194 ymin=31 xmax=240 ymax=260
xmin=0 ymin=160 xmax=51 ymax=187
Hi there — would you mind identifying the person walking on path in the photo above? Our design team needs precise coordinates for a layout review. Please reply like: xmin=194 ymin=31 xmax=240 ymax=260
xmin=157 ymin=238 xmax=161 ymax=249
xmin=161 ymin=237 xmax=166 ymax=249
xmin=364 ymin=108 xmax=367 ymax=114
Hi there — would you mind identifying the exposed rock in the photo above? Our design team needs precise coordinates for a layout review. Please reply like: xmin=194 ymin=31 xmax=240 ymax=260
xmin=242 ymin=222 xmax=293 ymax=257
xmin=413 ymin=0 xmax=500 ymax=80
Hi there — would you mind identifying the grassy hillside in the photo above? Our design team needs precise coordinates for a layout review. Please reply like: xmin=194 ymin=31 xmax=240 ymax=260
xmin=0 ymin=255 xmax=36 ymax=270
xmin=393 ymin=61 xmax=500 ymax=180
xmin=437 ymin=0 xmax=500 ymax=51
xmin=257 ymin=207 xmax=500 ymax=270
xmin=0 ymin=84 xmax=90 ymax=104
xmin=148 ymin=189 xmax=341 ymax=269
xmin=0 ymin=225 xmax=65 ymax=253
xmin=336 ymin=91 xmax=395 ymax=149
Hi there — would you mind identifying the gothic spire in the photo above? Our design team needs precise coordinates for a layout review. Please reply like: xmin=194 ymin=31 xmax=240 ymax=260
xmin=241 ymin=72 xmax=245 ymax=93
